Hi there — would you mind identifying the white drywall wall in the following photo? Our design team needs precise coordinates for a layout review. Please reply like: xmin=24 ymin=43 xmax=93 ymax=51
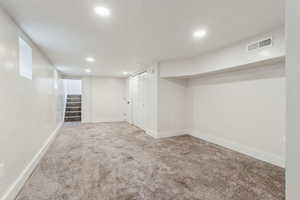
xmin=188 ymin=63 xmax=286 ymax=167
xmin=156 ymin=25 xmax=286 ymax=167
xmin=82 ymin=77 xmax=126 ymax=123
xmin=158 ymin=78 xmax=189 ymax=138
xmin=0 ymin=8 xmax=64 ymax=200
xmin=160 ymin=26 xmax=285 ymax=78
xmin=63 ymin=79 xmax=81 ymax=95
xmin=286 ymin=0 xmax=300 ymax=198
xmin=157 ymin=61 xmax=286 ymax=167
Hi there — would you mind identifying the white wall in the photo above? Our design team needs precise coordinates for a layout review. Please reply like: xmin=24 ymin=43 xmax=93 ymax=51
xmin=63 ymin=79 xmax=81 ymax=95
xmin=82 ymin=77 xmax=126 ymax=123
xmin=160 ymin=26 xmax=285 ymax=78
xmin=0 ymin=8 xmax=64 ymax=200
xmin=157 ymin=62 xmax=286 ymax=167
xmin=188 ymin=63 xmax=286 ymax=167
xmin=286 ymin=0 xmax=300 ymax=198
xmin=158 ymin=78 xmax=189 ymax=138
xmin=156 ymin=26 xmax=286 ymax=167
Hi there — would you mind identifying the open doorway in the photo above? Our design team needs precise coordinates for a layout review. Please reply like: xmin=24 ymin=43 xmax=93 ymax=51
xmin=63 ymin=79 xmax=82 ymax=122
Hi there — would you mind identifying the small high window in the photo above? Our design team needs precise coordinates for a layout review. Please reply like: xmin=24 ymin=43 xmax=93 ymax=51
xmin=19 ymin=37 xmax=32 ymax=80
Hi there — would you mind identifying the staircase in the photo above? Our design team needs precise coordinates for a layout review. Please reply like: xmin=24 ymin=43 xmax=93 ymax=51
xmin=64 ymin=95 xmax=81 ymax=122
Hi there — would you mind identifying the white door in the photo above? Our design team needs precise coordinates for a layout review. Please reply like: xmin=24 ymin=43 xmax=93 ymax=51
xmin=140 ymin=72 xmax=147 ymax=130
xmin=136 ymin=74 xmax=143 ymax=128
xmin=130 ymin=72 xmax=147 ymax=130
xmin=126 ymin=79 xmax=133 ymax=124
xmin=131 ymin=76 xmax=139 ymax=126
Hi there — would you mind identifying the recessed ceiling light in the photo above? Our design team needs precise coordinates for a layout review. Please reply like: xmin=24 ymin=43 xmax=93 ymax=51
xmin=123 ymin=72 xmax=128 ymax=75
xmin=193 ymin=29 xmax=207 ymax=39
xmin=95 ymin=6 xmax=111 ymax=17
xmin=85 ymin=68 xmax=92 ymax=73
xmin=86 ymin=57 xmax=95 ymax=62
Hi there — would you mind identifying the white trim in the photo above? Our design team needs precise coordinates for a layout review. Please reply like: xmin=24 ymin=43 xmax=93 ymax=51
xmin=1 ymin=122 xmax=63 ymax=200
xmin=82 ymin=119 xmax=125 ymax=123
xmin=144 ymin=128 xmax=158 ymax=139
xmin=157 ymin=129 xmax=191 ymax=139
xmin=190 ymin=130 xmax=285 ymax=168
xmin=62 ymin=94 xmax=67 ymax=119
xmin=127 ymin=123 xmax=157 ymax=139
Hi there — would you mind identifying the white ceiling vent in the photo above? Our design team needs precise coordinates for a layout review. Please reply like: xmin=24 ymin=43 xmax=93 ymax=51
xmin=247 ymin=37 xmax=272 ymax=51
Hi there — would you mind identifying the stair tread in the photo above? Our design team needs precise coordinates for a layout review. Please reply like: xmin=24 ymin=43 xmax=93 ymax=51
xmin=65 ymin=116 xmax=81 ymax=118
xmin=65 ymin=95 xmax=82 ymax=122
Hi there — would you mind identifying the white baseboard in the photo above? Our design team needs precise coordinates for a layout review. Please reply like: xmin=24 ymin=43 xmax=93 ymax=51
xmin=144 ymin=128 xmax=158 ymax=139
xmin=144 ymin=129 xmax=190 ymax=139
xmin=157 ymin=129 xmax=191 ymax=139
xmin=1 ymin=122 xmax=63 ymax=200
xmin=82 ymin=119 xmax=125 ymax=123
xmin=190 ymin=131 xmax=285 ymax=168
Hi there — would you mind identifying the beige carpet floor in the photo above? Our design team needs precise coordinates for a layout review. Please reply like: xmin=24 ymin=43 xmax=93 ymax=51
xmin=16 ymin=122 xmax=285 ymax=200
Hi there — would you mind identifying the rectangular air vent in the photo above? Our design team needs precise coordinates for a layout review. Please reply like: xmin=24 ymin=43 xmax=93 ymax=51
xmin=247 ymin=37 xmax=272 ymax=51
